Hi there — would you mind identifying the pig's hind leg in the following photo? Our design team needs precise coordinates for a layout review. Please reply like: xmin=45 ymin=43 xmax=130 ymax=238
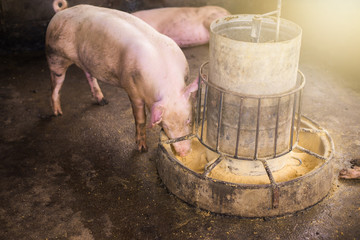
xmin=47 ymin=55 xmax=72 ymax=116
xmin=84 ymin=72 xmax=109 ymax=106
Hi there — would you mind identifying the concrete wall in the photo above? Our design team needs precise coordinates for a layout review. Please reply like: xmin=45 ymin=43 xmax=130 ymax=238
xmin=0 ymin=0 xmax=165 ymax=52
xmin=1 ymin=0 xmax=359 ymax=79
xmin=282 ymin=0 xmax=360 ymax=80
xmin=168 ymin=0 xmax=360 ymax=79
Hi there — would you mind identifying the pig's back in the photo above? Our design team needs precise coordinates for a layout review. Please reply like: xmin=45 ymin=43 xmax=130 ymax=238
xmin=46 ymin=4 xmax=188 ymax=95
xmin=47 ymin=5 xmax=168 ymax=57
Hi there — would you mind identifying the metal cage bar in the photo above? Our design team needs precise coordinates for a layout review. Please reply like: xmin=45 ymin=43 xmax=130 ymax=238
xmin=196 ymin=62 xmax=305 ymax=161
xmin=296 ymin=90 xmax=303 ymax=144
xmin=216 ymin=92 xmax=224 ymax=151
xmin=289 ymin=92 xmax=298 ymax=150
xmin=254 ymin=99 xmax=262 ymax=159
xmin=273 ymin=97 xmax=281 ymax=157
xmin=200 ymin=84 xmax=209 ymax=141
xmin=234 ymin=98 xmax=244 ymax=157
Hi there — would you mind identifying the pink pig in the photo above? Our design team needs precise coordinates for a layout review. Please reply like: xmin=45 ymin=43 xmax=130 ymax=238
xmin=339 ymin=159 xmax=360 ymax=179
xmin=132 ymin=6 xmax=230 ymax=48
xmin=46 ymin=0 xmax=198 ymax=156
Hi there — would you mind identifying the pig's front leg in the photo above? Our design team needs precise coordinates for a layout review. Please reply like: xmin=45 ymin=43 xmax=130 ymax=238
xmin=129 ymin=96 xmax=148 ymax=152
xmin=84 ymin=71 xmax=109 ymax=106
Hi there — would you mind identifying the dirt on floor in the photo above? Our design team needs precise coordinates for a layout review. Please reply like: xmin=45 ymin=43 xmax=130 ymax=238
xmin=0 ymin=45 xmax=359 ymax=240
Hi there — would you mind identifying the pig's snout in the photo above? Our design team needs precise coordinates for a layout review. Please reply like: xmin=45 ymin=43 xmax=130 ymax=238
xmin=172 ymin=139 xmax=191 ymax=157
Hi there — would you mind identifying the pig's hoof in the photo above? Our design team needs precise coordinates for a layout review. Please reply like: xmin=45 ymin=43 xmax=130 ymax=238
xmin=137 ymin=141 xmax=148 ymax=153
xmin=97 ymin=98 xmax=109 ymax=106
xmin=139 ymin=145 xmax=148 ymax=153
xmin=339 ymin=167 xmax=360 ymax=179
xmin=339 ymin=169 xmax=350 ymax=179
xmin=53 ymin=110 xmax=63 ymax=116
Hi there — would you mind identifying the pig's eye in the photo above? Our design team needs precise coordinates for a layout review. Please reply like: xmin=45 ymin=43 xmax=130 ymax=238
xmin=186 ymin=118 xmax=191 ymax=125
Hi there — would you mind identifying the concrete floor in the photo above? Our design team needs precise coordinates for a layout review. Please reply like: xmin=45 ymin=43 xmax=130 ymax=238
xmin=0 ymin=45 xmax=359 ymax=240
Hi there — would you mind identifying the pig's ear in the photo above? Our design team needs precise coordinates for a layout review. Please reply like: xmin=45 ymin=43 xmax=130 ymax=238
xmin=183 ymin=77 xmax=199 ymax=100
xmin=150 ymin=102 xmax=163 ymax=128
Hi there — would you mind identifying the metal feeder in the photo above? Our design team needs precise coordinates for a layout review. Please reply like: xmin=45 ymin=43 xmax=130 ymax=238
xmin=156 ymin=1 xmax=335 ymax=217
xmin=157 ymin=65 xmax=334 ymax=217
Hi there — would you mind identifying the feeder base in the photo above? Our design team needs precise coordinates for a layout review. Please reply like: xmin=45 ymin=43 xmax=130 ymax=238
xmin=157 ymin=117 xmax=334 ymax=217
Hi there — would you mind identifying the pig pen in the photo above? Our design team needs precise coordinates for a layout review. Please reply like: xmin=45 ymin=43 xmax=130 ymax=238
xmin=1 ymin=5 xmax=360 ymax=240
xmin=1 ymin=38 xmax=360 ymax=240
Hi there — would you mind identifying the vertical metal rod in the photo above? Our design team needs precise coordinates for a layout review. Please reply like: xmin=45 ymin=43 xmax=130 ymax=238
xmin=275 ymin=0 xmax=282 ymax=42
xmin=273 ymin=97 xmax=281 ymax=158
xmin=195 ymin=75 xmax=202 ymax=134
xmin=251 ymin=16 xmax=262 ymax=43
xmin=200 ymin=84 xmax=208 ymax=141
xmin=296 ymin=90 xmax=303 ymax=144
xmin=216 ymin=92 xmax=224 ymax=152
xmin=254 ymin=99 xmax=261 ymax=159
xmin=289 ymin=93 xmax=297 ymax=149
xmin=234 ymin=98 xmax=244 ymax=158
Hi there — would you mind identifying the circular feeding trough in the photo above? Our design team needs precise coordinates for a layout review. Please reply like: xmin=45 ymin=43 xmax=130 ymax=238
xmin=158 ymin=115 xmax=334 ymax=217
xmin=157 ymin=13 xmax=335 ymax=217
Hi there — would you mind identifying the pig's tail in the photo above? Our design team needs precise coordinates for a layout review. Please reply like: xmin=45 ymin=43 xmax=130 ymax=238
xmin=53 ymin=0 xmax=68 ymax=13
